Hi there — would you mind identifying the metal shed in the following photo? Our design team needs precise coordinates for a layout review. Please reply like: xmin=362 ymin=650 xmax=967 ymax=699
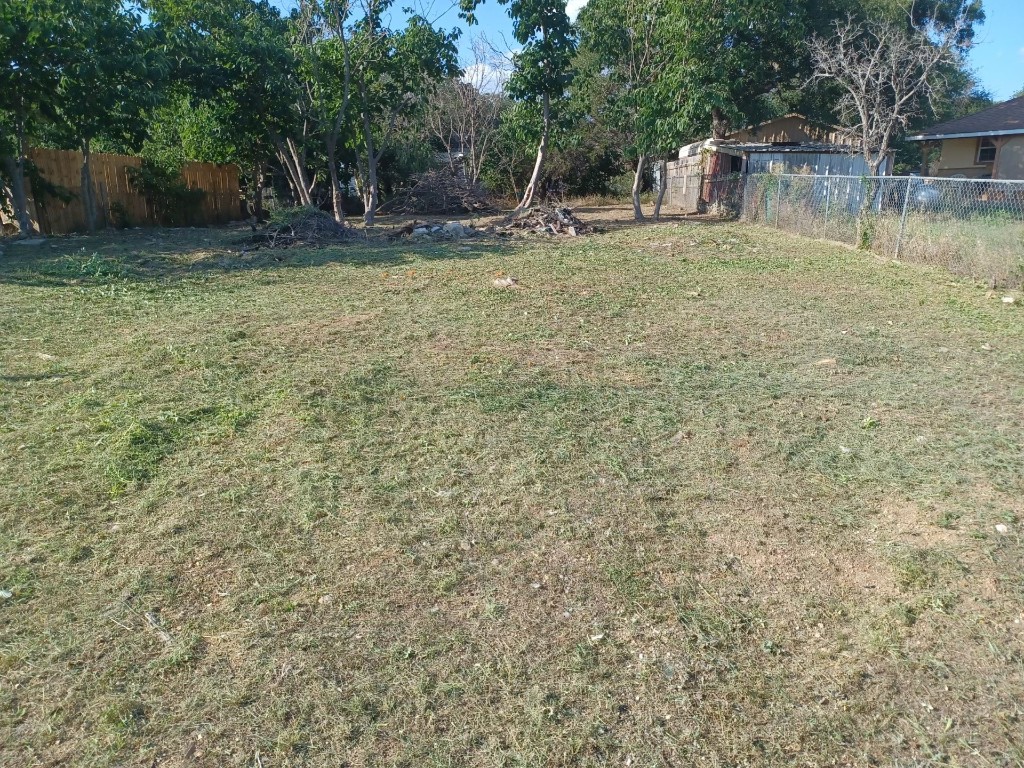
xmin=664 ymin=139 xmax=891 ymax=213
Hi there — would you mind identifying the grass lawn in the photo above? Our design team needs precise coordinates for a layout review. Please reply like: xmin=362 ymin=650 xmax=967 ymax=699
xmin=1 ymin=214 xmax=1023 ymax=766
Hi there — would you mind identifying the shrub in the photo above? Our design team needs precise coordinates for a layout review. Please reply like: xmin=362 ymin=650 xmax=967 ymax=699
xmin=127 ymin=161 xmax=205 ymax=226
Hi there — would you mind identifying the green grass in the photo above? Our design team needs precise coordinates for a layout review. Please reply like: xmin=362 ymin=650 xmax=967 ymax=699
xmin=2 ymin=218 xmax=1023 ymax=766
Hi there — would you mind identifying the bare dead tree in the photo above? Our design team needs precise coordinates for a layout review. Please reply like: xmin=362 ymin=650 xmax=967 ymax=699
xmin=810 ymin=12 xmax=968 ymax=176
xmin=425 ymin=37 xmax=508 ymax=188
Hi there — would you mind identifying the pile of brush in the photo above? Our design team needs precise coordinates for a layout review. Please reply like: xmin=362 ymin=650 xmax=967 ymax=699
xmin=246 ymin=208 xmax=357 ymax=248
xmin=498 ymin=206 xmax=591 ymax=236
xmin=380 ymin=171 xmax=495 ymax=215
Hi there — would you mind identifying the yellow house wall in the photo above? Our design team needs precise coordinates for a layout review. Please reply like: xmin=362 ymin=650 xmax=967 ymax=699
xmin=996 ymin=136 xmax=1024 ymax=179
xmin=932 ymin=135 xmax=1024 ymax=179
xmin=934 ymin=138 xmax=991 ymax=177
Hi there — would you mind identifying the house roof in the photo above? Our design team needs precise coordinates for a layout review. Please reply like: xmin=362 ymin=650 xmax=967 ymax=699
xmin=679 ymin=138 xmax=857 ymax=159
xmin=725 ymin=113 xmax=806 ymax=138
xmin=907 ymin=96 xmax=1024 ymax=141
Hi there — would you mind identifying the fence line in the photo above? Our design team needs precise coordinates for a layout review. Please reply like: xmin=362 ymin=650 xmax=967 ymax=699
xmin=737 ymin=173 xmax=1024 ymax=288
xmin=3 ymin=147 xmax=243 ymax=235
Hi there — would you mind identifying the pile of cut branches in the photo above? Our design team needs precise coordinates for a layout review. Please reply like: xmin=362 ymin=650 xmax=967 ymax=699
xmin=381 ymin=170 xmax=495 ymax=215
xmin=245 ymin=207 xmax=358 ymax=248
xmin=497 ymin=206 xmax=592 ymax=236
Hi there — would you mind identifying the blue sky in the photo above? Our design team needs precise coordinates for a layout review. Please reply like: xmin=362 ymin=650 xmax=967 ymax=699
xmin=273 ymin=0 xmax=1023 ymax=101
xmin=967 ymin=0 xmax=1023 ymax=100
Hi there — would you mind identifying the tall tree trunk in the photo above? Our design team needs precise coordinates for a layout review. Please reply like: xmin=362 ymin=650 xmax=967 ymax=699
xmin=326 ymin=136 xmax=346 ymax=225
xmin=631 ymin=153 xmax=647 ymax=221
xmin=7 ymin=118 xmax=36 ymax=236
xmin=516 ymin=93 xmax=550 ymax=214
xmin=653 ymin=159 xmax=668 ymax=220
xmin=360 ymin=97 xmax=379 ymax=226
xmin=274 ymin=135 xmax=312 ymax=208
xmin=250 ymin=163 xmax=265 ymax=223
xmin=80 ymin=138 xmax=98 ymax=233
xmin=711 ymin=108 xmax=729 ymax=140
xmin=277 ymin=148 xmax=305 ymax=206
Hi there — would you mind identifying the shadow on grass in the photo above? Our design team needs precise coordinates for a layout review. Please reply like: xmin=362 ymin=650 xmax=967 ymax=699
xmin=569 ymin=206 xmax=737 ymax=233
xmin=1 ymin=372 xmax=76 ymax=383
xmin=0 ymin=225 xmax=505 ymax=288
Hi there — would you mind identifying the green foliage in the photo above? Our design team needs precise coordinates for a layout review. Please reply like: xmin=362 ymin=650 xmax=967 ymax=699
xmin=126 ymin=162 xmax=206 ymax=227
xmin=142 ymin=95 xmax=236 ymax=169
xmin=659 ymin=0 xmax=812 ymax=137
xmin=148 ymin=0 xmax=296 ymax=171
xmin=577 ymin=0 xmax=675 ymax=156
xmin=48 ymin=0 xmax=167 ymax=152
xmin=0 ymin=0 xmax=64 ymax=146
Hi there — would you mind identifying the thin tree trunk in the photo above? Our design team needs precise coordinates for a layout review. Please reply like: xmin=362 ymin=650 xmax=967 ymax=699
xmin=287 ymin=138 xmax=314 ymax=207
xmin=6 ymin=118 xmax=36 ymax=236
xmin=274 ymin=135 xmax=313 ymax=208
xmin=276 ymin=145 xmax=301 ymax=204
xmin=251 ymin=163 xmax=265 ymax=224
xmin=9 ymin=116 xmax=36 ymax=234
xmin=80 ymin=138 xmax=97 ymax=233
xmin=631 ymin=153 xmax=647 ymax=221
xmin=326 ymin=136 xmax=345 ymax=225
xmin=360 ymin=91 xmax=380 ymax=226
xmin=653 ymin=159 xmax=668 ymax=220
xmin=857 ymin=164 xmax=882 ymax=249
xmin=516 ymin=93 xmax=550 ymax=214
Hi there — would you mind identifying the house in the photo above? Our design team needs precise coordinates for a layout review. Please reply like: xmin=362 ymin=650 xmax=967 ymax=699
xmin=726 ymin=114 xmax=849 ymax=145
xmin=907 ymin=95 xmax=1024 ymax=179
xmin=663 ymin=115 xmax=888 ymax=213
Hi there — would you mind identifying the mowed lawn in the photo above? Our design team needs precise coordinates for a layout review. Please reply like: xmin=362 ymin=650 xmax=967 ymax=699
xmin=1 ymin=217 xmax=1023 ymax=767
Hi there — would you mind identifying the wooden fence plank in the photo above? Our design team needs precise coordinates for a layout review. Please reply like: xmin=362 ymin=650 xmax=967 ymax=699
xmin=22 ymin=147 xmax=242 ymax=235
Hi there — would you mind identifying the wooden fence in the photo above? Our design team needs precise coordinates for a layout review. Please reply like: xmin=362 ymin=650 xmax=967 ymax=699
xmin=5 ymin=147 xmax=242 ymax=235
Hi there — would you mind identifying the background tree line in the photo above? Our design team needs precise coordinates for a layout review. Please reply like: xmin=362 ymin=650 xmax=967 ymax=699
xmin=1 ymin=0 xmax=1001 ymax=233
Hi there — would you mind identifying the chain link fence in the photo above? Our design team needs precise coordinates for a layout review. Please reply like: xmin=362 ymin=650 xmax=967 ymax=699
xmin=739 ymin=173 xmax=1024 ymax=288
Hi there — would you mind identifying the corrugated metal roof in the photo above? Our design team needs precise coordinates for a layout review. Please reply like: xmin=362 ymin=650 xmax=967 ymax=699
xmin=679 ymin=139 xmax=858 ymax=159
xmin=729 ymin=142 xmax=856 ymax=154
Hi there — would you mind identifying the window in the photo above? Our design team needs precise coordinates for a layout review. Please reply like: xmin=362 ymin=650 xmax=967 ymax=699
xmin=977 ymin=137 xmax=997 ymax=164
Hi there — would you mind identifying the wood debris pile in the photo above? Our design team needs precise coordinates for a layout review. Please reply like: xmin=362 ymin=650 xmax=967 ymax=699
xmin=380 ymin=171 xmax=495 ymax=215
xmin=497 ymin=206 xmax=592 ymax=236
xmin=245 ymin=208 xmax=359 ymax=248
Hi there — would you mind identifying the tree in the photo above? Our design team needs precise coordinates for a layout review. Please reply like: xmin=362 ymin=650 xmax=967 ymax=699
xmin=425 ymin=38 xmax=508 ymax=189
xmin=150 ymin=0 xmax=297 ymax=220
xmin=292 ymin=0 xmax=355 ymax=223
xmin=0 ymin=0 xmax=63 ymax=236
xmin=577 ymin=0 xmax=673 ymax=220
xmin=503 ymin=0 xmax=577 ymax=211
xmin=348 ymin=5 xmax=460 ymax=224
xmin=659 ymin=0 xmax=810 ymax=140
xmin=810 ymin=12 xmax=969 ymax=176
xmin=50 ymin=0 xmax=165 ymax=232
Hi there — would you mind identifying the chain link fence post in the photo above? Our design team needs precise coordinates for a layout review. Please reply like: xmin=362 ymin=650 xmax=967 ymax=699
xmin=895 ymin=176 xmax=912 ymax=259
xmin=823 ymin=174 xmax=831 ymax=238
xmin=775 ymin=176 xmax=782 ymax=228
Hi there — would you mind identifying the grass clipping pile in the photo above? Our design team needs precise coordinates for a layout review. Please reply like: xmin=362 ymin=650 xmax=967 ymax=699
xmin=497 ymin=205 xmax=593 ymax=237
xmin=247 ymin=208 xmax=358 ymax=249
